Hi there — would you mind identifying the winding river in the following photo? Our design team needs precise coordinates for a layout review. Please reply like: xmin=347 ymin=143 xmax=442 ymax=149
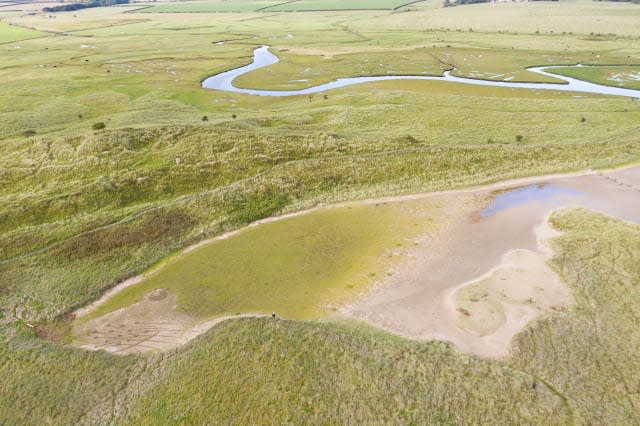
xmin=202 ymin=46 xmax=640 ymax=98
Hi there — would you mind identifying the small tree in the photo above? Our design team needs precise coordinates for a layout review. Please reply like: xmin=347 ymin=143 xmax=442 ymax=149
xmin=515 ymin=134 xmax=523 ymax=143
xmin=202 ymin=115 xmax=208 ymax=121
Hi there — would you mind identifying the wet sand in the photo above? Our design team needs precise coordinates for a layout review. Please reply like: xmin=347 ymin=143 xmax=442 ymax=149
xmin=341 ymin=166 xmax=640 ymax=358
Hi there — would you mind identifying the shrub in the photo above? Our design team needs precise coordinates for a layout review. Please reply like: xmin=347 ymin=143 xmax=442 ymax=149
xmin=92 ymin=122 xmax=106 ymax=130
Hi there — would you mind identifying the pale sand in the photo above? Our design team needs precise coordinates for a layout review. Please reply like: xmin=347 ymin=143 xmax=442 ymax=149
xmin=341 ymin=167 xmax=640 ymax=359
xmin=451 ymin=220 xmax=572 ymax=348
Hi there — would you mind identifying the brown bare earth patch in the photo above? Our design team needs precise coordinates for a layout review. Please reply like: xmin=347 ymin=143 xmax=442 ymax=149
xmin=35 ymin=313 xmax=76 ymax=343
xmin=74 ymin=288 xmax=265 ymax=354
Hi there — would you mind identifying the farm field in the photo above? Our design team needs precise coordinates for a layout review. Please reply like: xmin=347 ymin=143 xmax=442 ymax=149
xmin=139 ymin=0 xmax=289 ymax=13
xmin=0 ymin=21 xmax=40 ymax=43
xmin=262 ymin=0 xmax=417 ymax=11
xmin=1 ymin=0 xmax=640 ymax=423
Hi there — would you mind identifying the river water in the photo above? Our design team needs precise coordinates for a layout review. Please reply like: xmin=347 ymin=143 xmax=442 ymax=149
xmin=202 ymin=46 xmax=640 ymax=98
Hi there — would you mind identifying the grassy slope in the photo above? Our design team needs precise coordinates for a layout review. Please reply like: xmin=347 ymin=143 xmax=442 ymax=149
xmin=511 ymin=209 xmax=640 ymax=423
xmin=0 ymin=21 xmax=40 ymax=43
xmin=2 ymin=210 xmax=639 ymax=425
xmin=119 ymin=210 xmax=637 ymax=424
xmin=0 ymin=328 xmax=144 ymax=425
xmin=123 ymin=319 xmax=569 ymax=425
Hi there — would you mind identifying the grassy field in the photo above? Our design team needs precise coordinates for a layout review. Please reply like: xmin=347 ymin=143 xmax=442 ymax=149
xmin=1 ymin=0 xmax=640 ymax=423
xmin=4 ymin=209 xmax=639 ymax=424
xmin=139 ymin=0 xmax=289 ymax=13
xmin=81 ymin=198 xmax=442 ymax=322
xmin=0 ymin=21 xmax=40 ymax=43
xmin=549 ymin=65 xmax=640 ymax=90
xmin=263 ymin=0 xmax=418 ymax=11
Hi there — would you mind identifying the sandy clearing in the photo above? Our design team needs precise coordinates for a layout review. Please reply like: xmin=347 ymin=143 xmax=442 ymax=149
xmin=451 ymin=219 xmax=572 ymax=348
xmin=341 ymin=166 xmax=640 ymax=359
xmin=74 ymin=288 xmax=266 ymax=354
xmin=74 ymin=164 xmax=640 ymax=357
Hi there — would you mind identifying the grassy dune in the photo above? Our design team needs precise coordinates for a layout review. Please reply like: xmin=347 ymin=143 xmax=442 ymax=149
xmin=4 ymin=209 xmax=636 ymax=424
xmin=512 ymin=209 xmax=640 ymax=423
xmin=124 ymin=319 xmax=569 ymax=425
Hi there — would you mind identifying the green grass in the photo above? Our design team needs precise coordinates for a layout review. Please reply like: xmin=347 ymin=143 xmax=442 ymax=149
xmin=81 ymin=199 xmax=436 ymax=322
xmin=510 ymin=209 xmax=640 ymax=423
xmin=139 ymin=0 xmax=289 ymax=13
xmin=125 ymin=211 xmax=640 ymax=424
xmin=548 ymin=65 xmax=640 ymax=89
xmin=123 ymin=318 xmax=569 ymax=424
xmin=0 ymin=22 xmax=41 ymax=43
xmin=0 ymin=329 xmax=143 ymax=425
xmin=1 ymin=3 xmax=640 ymax=423
xmin=3 ymin=209 xmax=640 ymax=424
xmin=263 ymin=0 xmax=418 ymax=11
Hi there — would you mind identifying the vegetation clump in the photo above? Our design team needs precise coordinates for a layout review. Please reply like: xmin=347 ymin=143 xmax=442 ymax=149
xmin=43 ymin=0 xmax=129 ymax=13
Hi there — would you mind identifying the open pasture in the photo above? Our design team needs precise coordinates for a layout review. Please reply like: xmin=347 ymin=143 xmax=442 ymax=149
xmin=0 ymin=21 xmax=40 ymax=43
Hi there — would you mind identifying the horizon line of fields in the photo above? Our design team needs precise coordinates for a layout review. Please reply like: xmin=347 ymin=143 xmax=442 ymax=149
xmin=136 ymin=0 xmax=426 ymax=13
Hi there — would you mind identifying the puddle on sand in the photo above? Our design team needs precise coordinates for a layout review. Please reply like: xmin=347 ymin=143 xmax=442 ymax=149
xmin=479 ymin=184 xmax=581 ymax=217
